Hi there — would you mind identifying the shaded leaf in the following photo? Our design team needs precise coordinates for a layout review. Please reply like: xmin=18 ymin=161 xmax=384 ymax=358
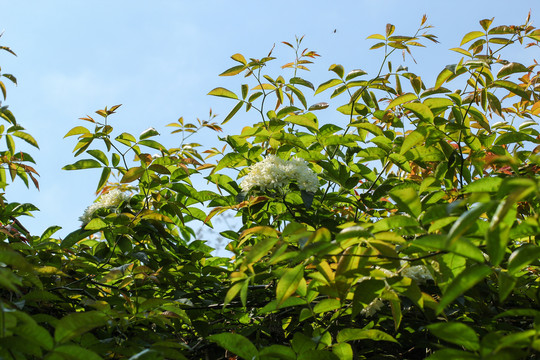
xmin=54 ymin=311 xmax=108 ymax=344
xmin=337 ymin=329 xmax=398 ymax=343
xmin=427 ymin=322 xmax=479 ymax=351
xmin=436 ymin=264 xmax=491 ymax=314
xmin=208 ymin=333 xmax=258 ymax=360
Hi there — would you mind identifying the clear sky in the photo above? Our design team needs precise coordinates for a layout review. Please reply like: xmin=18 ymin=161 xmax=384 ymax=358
xmin=0 ymin=0 xmax=537 ymax=242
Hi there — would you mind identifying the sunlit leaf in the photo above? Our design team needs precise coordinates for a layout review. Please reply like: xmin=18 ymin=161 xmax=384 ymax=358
xmin=62 ymin=159 xmax=102 ymax=170
xmin=121 ymin=167 xmax=145 ymax=183
xmin=139 ymin=127 xmax=160 ymax=140
xmin=386 ymin=93 xmax=417 ymax=110
xmin=508 ymin=244 xmax=540 ymax=275
xmin=402 ymin=103 xmax=434 ymax=122
xmin=231 ymin=53 xmax=247 ymax=65
xmin=276 ymin=264 xmax=304 ymax=305
xmin=219 ymin=64 xmax=246 ymax=76
xmin=315 ymin=78 xmax=343 ymax=95
xmin=208 ymin=87 xmax=238 ymax=99
xmin=460 ymin=31 xmax=485 ymax=45
xmin=491 ymin=80 xmax=529 ymax=100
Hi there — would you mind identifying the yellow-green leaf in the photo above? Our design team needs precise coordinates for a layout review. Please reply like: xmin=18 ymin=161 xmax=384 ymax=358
xmin=460 ymin=31 xmax=485 ymax=46
xmin=62 ymin=159 xmax=102 ymax=170
xmin=121 ymin=167 xmax=145 ymax=183
xmin=386 ymin=93 xmax=417 ymax=110
xmin=208 ymin=87 xmax=238 ymax=100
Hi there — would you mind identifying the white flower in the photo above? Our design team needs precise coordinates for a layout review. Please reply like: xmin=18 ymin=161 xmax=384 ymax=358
xmin=401 ymin=264 xmax=433 ymax=284
xmin=360 ymin=298 xmax=385 ymax=317
xmin=240 ymin=155 xmax=319 ymax=193
xmin=79 ymin=189 xmax=130 ymax=224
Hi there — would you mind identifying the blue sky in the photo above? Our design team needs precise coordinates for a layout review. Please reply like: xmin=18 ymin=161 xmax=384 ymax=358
xmin=0 ymin=0 xmax=537 ymax=241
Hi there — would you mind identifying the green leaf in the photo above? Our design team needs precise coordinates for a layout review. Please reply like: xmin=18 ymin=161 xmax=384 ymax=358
xmin=337 ymin=329 xmax=398 ymax=343
xmin=426 ymin=349 xmax=479 ymax=360
xmin=372 ymin=215 xmax=420 ymax=233
xmin=54 ymin=311 xmax=108 ymax=344
xmin=494 ymin=132 xmax=536 ymax=145
xmin=244 ymin=236 xmax=279 ymax=265
xmin=208 ymin=333 xmax=258 ymax=360
xmin=427 ymin=322 xmax=479 ymax=351
xmin=219 ymin=64 xmax=246 ymax=76
xmin=460 ymin=31 xmax=485 ymax=45
xmin=121 ymin=167 xmax=145 ymax=183
xmin=315 ymin=79 xmax=342 ymax=95
xmin=40 ymin=225 xmax=62 ymax=241
xmin=116 ymin=132 xmax=136 ymax=143
xmin=435 ymin=68 xmax=454 ymax=89
xmin=284 ymin=114 xmax=318 ymax=131
xmin=400 ymin=130 xmax=425 ymax=155
xmin=491 ymin=80 xmax=529 ymax=100
xmin=259 ymin=345 xmax=296 ymax=360
xmin=287 ymin=84 xmax=308 ymax=108
xmin=298 ymin=350 xmax=340 ymax=360
xmin=402 ymin=102 xmax=434 ymax=122
xmin=389 ymin=184 xmax=422 ymax=218
xmin=386 ymin=93 xmax=417 ymax=110
xmin=96 ymin=167 xmax=111 ymax=192
xmin=14 ymin=322 xmax=54 ymax=351
xmin=62 ymin=159 xmax=102 ymax=170
xmin=64 ymin=126 xmax=90 ymax=138
xmin=12 ymin=131 xmax=39 ymax=148
xmin=413 ymin=235 xmax=484 ymax=263
xmin=138 ymin=139 xmax=166 ymax=151
xmin=508 ymin=244 xmax=540 ymax=276
xmin=139 ymin=127 xmax=160 ymax=140
xmin=276 ymin=264 xmax=304 ymax=305
xmin=436 ymin=264 xmax=491 ymax=314
xmin=61 ymin=229 xmax=96 ymax=248
xmin=497 ymin=62 xmax=530 ymax=79
xmin=85 ymin=218 xmax=108 ymax=230
xmin=53 ymin=345 xmax=102 ymax=360
xmin=313 ymin=298 xmax=340 ymax=314
xmin=222 ymin=101 xmax=243 ymax=125
xmin=498 ymin=271 xmax=517 ymax=302
xmin=449 ymin=47 xmax=472 ymax=57
xmin=329 ymin=64 xmax=344 ymax=78
xmin=462 ymin=177 xmax=503 ymax=193
xmin=367 ymin=33 xmax=385 ymax=40
xmin=345 ymin=69 xmax=367 ymax=81
xmin=446 ymin=202 xmax=496 ymax=246
xmin=87 ymin=149 xmax=109 ymax=166
xmin=231 ymin=53 xmax=247 ymax=65
xmin=290 ymin=77 xmax=314 ymax=90
xmin=208 ymin=87 xmax=238 ymax=99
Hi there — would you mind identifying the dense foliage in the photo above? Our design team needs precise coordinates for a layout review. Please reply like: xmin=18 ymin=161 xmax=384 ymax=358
xmin=1 ymin=15 xmax=540 ymax=359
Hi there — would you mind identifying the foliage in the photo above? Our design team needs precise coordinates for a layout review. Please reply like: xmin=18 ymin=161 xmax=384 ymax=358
xmin=1 ymin=14 xmax=540 ymax=360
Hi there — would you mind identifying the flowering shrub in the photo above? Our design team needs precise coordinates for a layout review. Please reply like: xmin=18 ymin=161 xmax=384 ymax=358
xmin=1 ymin=15 xmax=540 ymax=360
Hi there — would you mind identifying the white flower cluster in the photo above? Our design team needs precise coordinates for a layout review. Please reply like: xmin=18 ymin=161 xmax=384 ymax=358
xmin=401 ymin=265 xmax=433 ymax=284
xmin=360 ymin=298 xmax=385 ymax=317
xmin=79 ymin=189 xmax=131 ymax=224
xmin=240 ymin=155 xmax=319 ymax=193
